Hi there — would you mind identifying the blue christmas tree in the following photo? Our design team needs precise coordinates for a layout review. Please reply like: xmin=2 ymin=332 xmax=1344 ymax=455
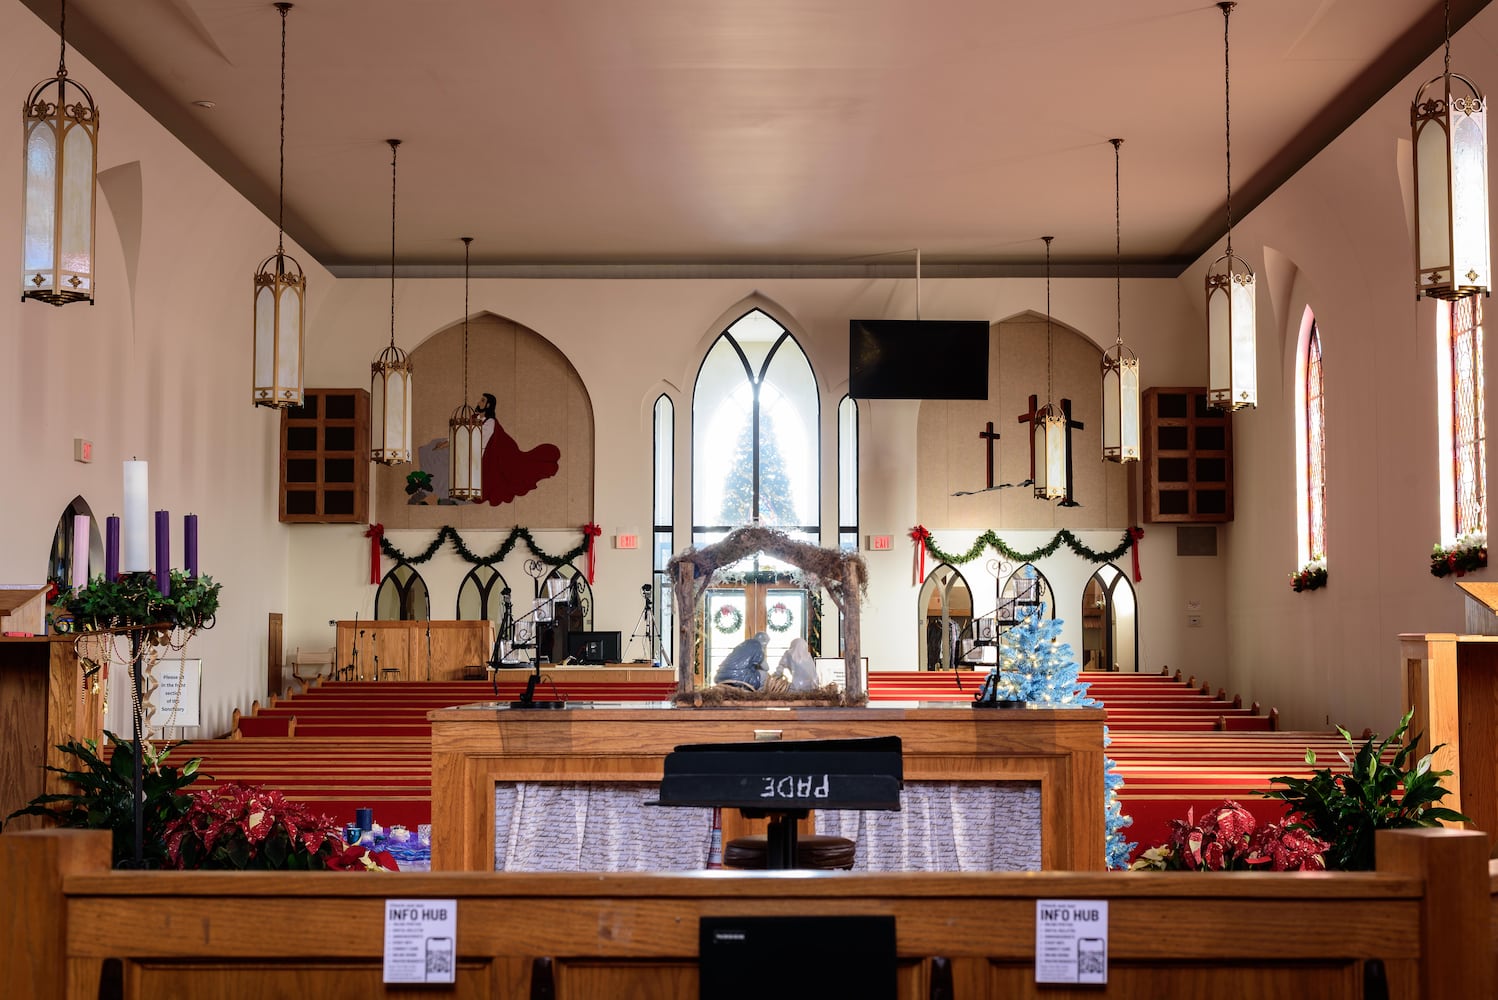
xmin=986 ymin=603 xmax=1135 ymax=868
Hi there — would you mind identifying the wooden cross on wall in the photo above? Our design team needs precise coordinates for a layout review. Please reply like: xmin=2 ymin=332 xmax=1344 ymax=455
xmin=1016 ymin=395 xmax=1041 ymax=485
xmin=978 ymin=421 xmax=1001 ymax=489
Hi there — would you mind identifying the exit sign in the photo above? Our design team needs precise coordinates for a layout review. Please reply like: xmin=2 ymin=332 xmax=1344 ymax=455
xmin=867 ymin=535 xmax=894 ymax=551
xmin=613 ymin=534 xmax=639 ymax=550
xmin=74 ymin=438 xmax=93 ymax=463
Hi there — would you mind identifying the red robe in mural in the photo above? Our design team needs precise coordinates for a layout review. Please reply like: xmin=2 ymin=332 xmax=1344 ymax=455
xmin=479 ymin=418 xmax=561 ymax=505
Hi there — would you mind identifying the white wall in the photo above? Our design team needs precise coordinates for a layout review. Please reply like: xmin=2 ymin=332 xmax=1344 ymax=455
xmin=1180 ymin=7 xmax=1498 ymax=733
xmin=0 ymin=1 xmax=331 ymax=735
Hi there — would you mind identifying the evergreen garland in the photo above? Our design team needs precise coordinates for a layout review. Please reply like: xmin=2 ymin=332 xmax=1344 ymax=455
xmin=379 ymin=525 xmax=593 ymax=569
xmin=923 ymin=528 xmax=1136 ymax=567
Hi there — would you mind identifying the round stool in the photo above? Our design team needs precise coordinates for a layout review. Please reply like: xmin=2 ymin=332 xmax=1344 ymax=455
xmin=722 ymin=834 xmax=856 ymax=870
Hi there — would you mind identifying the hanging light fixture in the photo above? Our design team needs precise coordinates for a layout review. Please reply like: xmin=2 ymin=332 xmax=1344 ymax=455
xmin=371 ymin=139 xmax=413 ymax=465
xmin=1102 ymin=138 xmax=1140 ymax=462
xmin=1033 ymin=236 xmax=1067 ymax=501
xmin=252 ymin=3 xmax=304 ymax=408
xmin=22 ymin=0 xmax=98 ymax=306
xmin=1412 ymin=0 xmax=1489 ymax=301
xmin=1206 ymin=1 xmax=1256 ymax=411
xmin=448 ymin=237 xmax=484 ymax=501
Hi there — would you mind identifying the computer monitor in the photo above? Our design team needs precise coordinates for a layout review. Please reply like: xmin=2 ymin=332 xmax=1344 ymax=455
xmin=699 ymin=916 xmax=895 ymax=999
xmin=565 ymin=630 xmax=621 ymax=665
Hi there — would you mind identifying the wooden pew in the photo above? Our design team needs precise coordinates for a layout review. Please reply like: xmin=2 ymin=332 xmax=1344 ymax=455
xmin=2 ymin=827 xmax=1489 ymax=1000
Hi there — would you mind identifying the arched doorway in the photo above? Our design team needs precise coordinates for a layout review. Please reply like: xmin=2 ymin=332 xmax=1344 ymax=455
xmin=1081 ymin=564 xmax=1137 ymax=672
xmin=917 ymin=563 xmax=972 ymax=670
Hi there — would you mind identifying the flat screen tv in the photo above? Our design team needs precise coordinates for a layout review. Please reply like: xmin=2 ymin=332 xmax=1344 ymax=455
xmin=848 ymin=318 xmax=990 ymax=400
xmin=565 ymin=630 xmax=622 ymax=665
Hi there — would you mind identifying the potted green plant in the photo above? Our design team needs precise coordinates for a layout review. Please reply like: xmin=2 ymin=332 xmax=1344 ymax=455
xmin=1266 ymin=710 xmax=1467 ymax=870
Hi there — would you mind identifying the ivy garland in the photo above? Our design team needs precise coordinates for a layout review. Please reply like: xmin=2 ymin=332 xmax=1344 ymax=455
xmin=766 ymin=601 xmax=794 ymax=633
xmin=379 ymin=525 xmax=592 ymax=569
xmin=713 ymin=604 xmax=744 ymax=634
xmin=922 ymin=528 xmax=1137 ymax=567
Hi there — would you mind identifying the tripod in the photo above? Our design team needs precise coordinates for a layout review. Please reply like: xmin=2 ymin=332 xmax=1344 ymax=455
xmin=624 ymin=583 xmax=655 ymax=663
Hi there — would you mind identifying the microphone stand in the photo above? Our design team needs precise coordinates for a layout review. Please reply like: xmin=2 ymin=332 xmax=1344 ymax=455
xmin=425 ymin=618 xmax=432 ymax=681
xmin=347 ymin=614 xmax=360 ymax=681
xmin=493 ymin=588 xmax=569 ymax=709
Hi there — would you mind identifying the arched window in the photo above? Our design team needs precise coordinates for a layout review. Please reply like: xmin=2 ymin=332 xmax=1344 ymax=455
xmin=916 ymin=563 xmax=972 ymax=670
xmin=1081 ymin=564 xmax=1137 ymax=673
xmin=375 ymin=563 xmax=430 ymax=621
xmin=1000 ymin=563 xmax=1055 ymax=621
xmin=46 ymin=497 xmax=97 ymax=590
xmin=1296 ymin=316 xmax=1327 ymax=566
xmin=838 ymin=394 xmax=858 ymax=552
xmin=1439 ymin=298 xmax=1487 ymax=538
xmin=456 ymin=564 xmax=510 ymax=624
xmin=692 ymin=309 xmax=819 ymax=553
xmin=540 ymin=563 xmax=593 ymax=631
xmin=653 ymin=394 xmax=674 ymax=664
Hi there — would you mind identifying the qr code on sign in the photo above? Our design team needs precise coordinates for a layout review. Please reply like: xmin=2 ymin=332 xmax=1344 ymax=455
xmin=426 ymin=940 xmax=453 ymax=977
xmin=1078 ymin=946 xmax=1104 ymax=977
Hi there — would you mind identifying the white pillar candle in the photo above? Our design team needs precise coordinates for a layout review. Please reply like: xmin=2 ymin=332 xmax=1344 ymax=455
xmin=70 ymin=514 xmax=90 ymax=589
xmin=122 ymin=461 xmax=150 ymax=573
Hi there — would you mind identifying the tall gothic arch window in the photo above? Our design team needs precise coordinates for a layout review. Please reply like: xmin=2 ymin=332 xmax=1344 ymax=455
xmin=1439 ymin=297 xmax=1488 ymax=538
xmin=653 ymin=394 xmax=675 ymax=663
xmin=46 ymin=497 xmax=96 ymax=589
xmin=375 ymin=563 xmax=430 ymax=621
xmin=456 ymin=564 xmax=509 ymax=624
xmin=917 ymin=563 xmax=972 ymax=671
xmin=692 ymin=309 xmax=819 ymax=551
xmin=838 ymin=395 xmax=858 ymax=552
xmin=1298 ymin=319 xmax=1327 ymax=565
xmin=1000 ymin=563 xmax=1055 ymax=620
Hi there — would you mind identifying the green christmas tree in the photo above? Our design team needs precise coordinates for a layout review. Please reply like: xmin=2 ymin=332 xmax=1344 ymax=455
xmin=717 ymin=419 xmax=798 ymax=526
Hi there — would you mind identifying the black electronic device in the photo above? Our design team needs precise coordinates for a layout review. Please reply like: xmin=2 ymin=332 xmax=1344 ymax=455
xmin=565 ymin=629 xmax=621 ymax=665
xmin=848 ymin=318 xmax=989 ymax=400
xmin=699 ymin=915 xmax=896 ymax=1000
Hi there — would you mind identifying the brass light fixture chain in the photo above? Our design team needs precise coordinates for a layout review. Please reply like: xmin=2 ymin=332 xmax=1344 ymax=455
xmin=58 ymin=0 xmax=67 ymax=77
xmin=1044 ymin=235 xmax=1054 ymax=403
xmin=1112 ymin=138 xmax=1122 ymax=348
xmin=388 ymin=139 xmax=401 ymax=350
xmin=1445 ymin=0 xmax=1452 ymax=75
xmin=275 ymin=2 xmax=290 ymax=254
xmin=1220 ymin=1 xmax=1234 ymax=256
xmin=462 ymin=236 xmax=472 ymax=404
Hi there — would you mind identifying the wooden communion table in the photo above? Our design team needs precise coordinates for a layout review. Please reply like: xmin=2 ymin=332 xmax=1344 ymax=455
xmin=429 ymin=702 xmax=1106 ymax=872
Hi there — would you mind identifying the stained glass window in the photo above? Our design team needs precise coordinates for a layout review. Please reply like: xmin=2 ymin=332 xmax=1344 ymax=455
xmin=1305 ymin=323 xmax=1326 ymax=560
xmin=1452 ymin=297 xmax=1487 ymax=536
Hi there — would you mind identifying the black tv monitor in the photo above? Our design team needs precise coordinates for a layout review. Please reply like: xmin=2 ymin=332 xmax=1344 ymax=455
xmin=848 ymin=318 xmax=990 ymax=400
xmin=566 ymin=630 xmax=621 ymax=665
xmin=699 ymin=916 xmax=895 ymax=999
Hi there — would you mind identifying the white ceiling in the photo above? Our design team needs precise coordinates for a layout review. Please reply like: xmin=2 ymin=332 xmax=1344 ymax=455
xmin=23 ymin=0 xmax=1491 ymax=273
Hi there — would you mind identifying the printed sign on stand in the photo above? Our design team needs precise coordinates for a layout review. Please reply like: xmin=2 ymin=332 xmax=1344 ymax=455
xmin=145 ymin=656 xmax=201 ymax=729
xmin=384 ymin=898 xmax=457 ymax=984
xmin=1035 ymin=899 xmax=1108 ymax=984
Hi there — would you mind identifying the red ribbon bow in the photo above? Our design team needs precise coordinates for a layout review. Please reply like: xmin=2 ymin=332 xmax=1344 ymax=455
xmin=364 ymin=523 xmax=384 ymax=585
xmin=1129 ymin=526 xmax=1145 ymax=583
xmin=583 ymin=523 xmax=603 ymax=584
xmin=910 ymin=525 xmax=932 ymax=584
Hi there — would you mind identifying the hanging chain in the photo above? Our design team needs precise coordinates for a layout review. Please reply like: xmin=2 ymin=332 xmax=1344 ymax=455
xmin=462 ymin=237 xmax=472 ymax=404
xmin=388 ymin=139 xmax=401 ymax=350
xmin=1221 ymin=2 xmax=1234 ymax=256
xmin=1112 ymin=138 xmax=1123 ymax=348
xmin=1044 ymin=235 xmax=1054 ymax=403
xmin=275 ymin=3 xmax=290 ymax=253
xmin=58 ymin=0 xmax=67 ymax=77
xmin=1445 ymin=0 xmax=1452 ymax=76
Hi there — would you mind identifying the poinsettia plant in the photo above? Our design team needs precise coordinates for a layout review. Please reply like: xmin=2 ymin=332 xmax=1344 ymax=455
xmin=1430 ymin=531 xmax=1487 ymax=578
xmin=1128 ymin=800 xmax=1329 ymax=872
xmin=163 ymin=783 xmax=395 ymax=871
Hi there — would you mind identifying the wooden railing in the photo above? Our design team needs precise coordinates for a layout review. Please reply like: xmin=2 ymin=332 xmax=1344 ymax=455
xmin=2 ymin=827 xmax=1491 ymax=999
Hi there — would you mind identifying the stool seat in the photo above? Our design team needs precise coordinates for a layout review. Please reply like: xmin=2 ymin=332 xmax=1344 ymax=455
xmin=722 ymin=834 xmax=856 ymax=870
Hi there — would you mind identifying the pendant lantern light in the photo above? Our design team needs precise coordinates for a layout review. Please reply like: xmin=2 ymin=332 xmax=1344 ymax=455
xmin=22 ymin=0 xmax=98 ymax=306
xmin=1205 ymin=1 xmax=1256 ymax=411
xmin=1101 ymin=138 xmax=1140 ymax=462
xmin=1412 ymin=0 xmax=1489 ymax=301
xmin=448 ymin=237 xmax=484 ymax=501
xmin=371 ymin=139 xmax=413 ymax=465
xmin=252 ymin=3 xmax=305 ymax=408
xmin=1033 ymin=236 xmax=1067 ymax=502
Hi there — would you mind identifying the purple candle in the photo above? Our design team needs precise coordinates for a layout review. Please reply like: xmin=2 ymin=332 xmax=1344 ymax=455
xmin=155 ymin=510 xmax=171 ymax=597
xmin=184 ymin=514 xmax=199 ymax=580
xmin=105 ymin=516 xmax=120 ymax=583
